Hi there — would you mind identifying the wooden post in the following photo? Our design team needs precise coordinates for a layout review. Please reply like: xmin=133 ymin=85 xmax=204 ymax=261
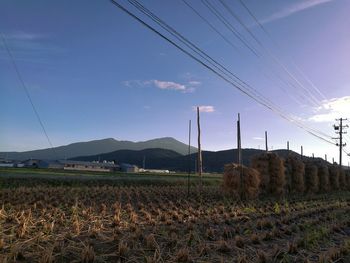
xmin=237 ymin=113 xmax=241 ymax=165
xmin=237 ymin=113 xmax=243 ymax=199
xmin=312 ymin=153 xmax=314 ymax=159
xmin=300 ymin=146 xmax=303 ymax=160
xmin=287 ymin=141 xmax=289 ymax=151
xmin=265 ymin=131 xmax=268 ymax=152
xmin=325 ymin=154 xmax=327 ymax=162
xmin=187 ymin=120 xmax=191 ymax=197
xmin=197 ymin=107 xmax=203 ymax=193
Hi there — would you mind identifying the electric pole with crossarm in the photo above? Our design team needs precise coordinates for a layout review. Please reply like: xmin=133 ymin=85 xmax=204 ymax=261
xmin=333 ymin=118 xmax=348 ymax=167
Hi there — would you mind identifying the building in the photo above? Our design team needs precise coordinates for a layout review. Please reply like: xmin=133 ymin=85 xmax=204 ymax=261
xmin=139 ymin=168 xmax=170 ymax=174
xmin=0 ymin=159 xmax=15 ymax=168
xmin=62 ymin=160 xmax=119 ymax=172
xmin=120 ymin=163 xmax=139 ymax=173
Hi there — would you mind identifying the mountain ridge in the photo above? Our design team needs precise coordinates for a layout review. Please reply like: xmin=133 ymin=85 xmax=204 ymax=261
xmin=0 ymin=137 xmax=197 ymax=160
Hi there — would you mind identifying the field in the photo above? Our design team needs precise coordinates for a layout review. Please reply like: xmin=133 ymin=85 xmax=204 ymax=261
xmin=1 ymin=168 xmax=350 ymax=262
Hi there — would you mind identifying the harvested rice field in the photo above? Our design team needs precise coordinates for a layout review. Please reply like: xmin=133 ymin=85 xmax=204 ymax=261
xmin=1 ymin=170 xmax=350 ymax=263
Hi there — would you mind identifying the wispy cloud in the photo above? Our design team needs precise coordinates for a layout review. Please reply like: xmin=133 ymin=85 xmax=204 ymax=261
xmin=0 ymin=31 xmax=63 ymax=62
xmin=152 ymin=80 xmax=186 ymax=91
xmin=5 ymin=31 xmax=44 ymax=41
xmin=261 ymin=0 xmax=335 ymax=24
xmin=253 ymin=136 xmax=264 ymax=141
xmin=309 ymin=96 xmax=350 ymax=122
xmin=193 ymin=105 xmax=215 ymax=113
xmin=123 ymin=79 xmax=200 ymax=93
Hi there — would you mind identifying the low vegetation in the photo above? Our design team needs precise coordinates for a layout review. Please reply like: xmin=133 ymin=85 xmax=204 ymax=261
xmin=0 ymin=161 xmax=350 ymax=262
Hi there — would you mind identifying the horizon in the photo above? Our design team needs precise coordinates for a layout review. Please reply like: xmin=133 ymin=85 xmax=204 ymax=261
xmin=1 ymin=0 xmax=350 ymax=165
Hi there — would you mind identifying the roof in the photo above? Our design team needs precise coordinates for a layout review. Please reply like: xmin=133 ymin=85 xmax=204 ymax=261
xmin=61 ymin=160 xmax=118 ymax=168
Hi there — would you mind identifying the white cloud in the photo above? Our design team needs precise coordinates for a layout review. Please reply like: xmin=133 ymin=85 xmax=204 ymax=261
xmin=253 ymin=136 xmax=264 ymax=141
xmin=261 ymin=0 xmax=334 ymax=24
xmin=193 ymin=105 xmax=215 ymax=113
xmin=188 ymin=81 xmax=201 ymax=86
xmin=123 ymin=79 xmax=199 ymax=93
xmin=309 ymin=96 xmax=350 ymax=122
xmin=152 ymin=80 xmax=186 ymax=91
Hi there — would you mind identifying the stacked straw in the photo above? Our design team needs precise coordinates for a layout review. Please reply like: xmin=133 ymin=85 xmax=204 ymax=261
xmin=284 ymin=156 xmax=305 ymax=193
xmin=329 ymin=165 xmax=340 ymax=191
xmin=223 ymin=163 xmax=260 ymax=200
xmin=304 ymin=162 xmax=319 ymax=193
xmin=251 ymin=153 xmax=285 ymax=197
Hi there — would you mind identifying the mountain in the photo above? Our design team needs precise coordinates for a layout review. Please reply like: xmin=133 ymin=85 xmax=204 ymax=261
xmin=0 ymin=137 xmax=197 ymax=160
xmin=72 ymin=148 xmax=324 ymax=173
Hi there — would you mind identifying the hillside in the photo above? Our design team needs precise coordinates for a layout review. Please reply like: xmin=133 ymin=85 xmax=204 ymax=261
xmin=72 ymin=148 xmax=325 ymax=172
xmin=0 ymin=137 xmax=197 ymax=160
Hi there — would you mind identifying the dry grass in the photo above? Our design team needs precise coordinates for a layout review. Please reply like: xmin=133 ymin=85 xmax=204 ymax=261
xmin=304 ymin=162 xmax=319 ymax=193
xmin=285 ymin=156 xmax=305 ymax=193
xmin=329 ymin=165 xmax=340 ymax=190
xmin=223 ymin=164 xmax=260 ymax=200
xmin=251 ymin=153 xmax=285 ymax=197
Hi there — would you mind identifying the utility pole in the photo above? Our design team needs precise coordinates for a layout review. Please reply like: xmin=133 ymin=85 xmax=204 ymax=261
xmin=187 ymin=120 xmax=191 ymax=197
xmin=333 ymin=118 xmax=348 ymax=167
xmin=325 ymin=154 xmax=327 ymax=162
xmin=265 ymin=131 xmax=268 ymax=152
xmin=197 ymin=107 xmax=203 ymax=194
xmin=142 ymin=156 xmax=146 ymax=169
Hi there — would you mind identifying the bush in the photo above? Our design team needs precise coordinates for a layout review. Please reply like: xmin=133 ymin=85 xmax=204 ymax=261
xmin=329 ymin=165 xmax=340 ymax=191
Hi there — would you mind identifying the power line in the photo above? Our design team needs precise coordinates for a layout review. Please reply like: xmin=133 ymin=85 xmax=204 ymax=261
xmin=215 ymin=0 xmax=322 ymax=108
xmin=110 ymin=0 xmax=335 ymax=145
xmin=1 ymin=33 xmax=58 ymax=159
xmin=238 ymin=0 xmax=327 ymax=101
xmin=183 ymin=0 xmax=318 ymax=109
xmin=181 ymin=0 xmax=238 ymax=51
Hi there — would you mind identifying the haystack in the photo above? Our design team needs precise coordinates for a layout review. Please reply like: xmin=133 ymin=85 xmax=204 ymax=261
xmin=304 ymin=162 xmax=319 ymax=193
xmin=346 ymin=170 xmax=350 ymax=190
xmin=223 ymin=163 xmax=260 ymax=200
xmin=339 ymin=168 xmax=346 ymax=190
xmin=317 ymin=164 xmax=330 ymax=192
xmin=251 ymin=153 xmax=285 ymax=197
xmin=328 ymin=165 xmax=340 ymax=191
xmin=284 ymin=156 xmax=305 ymax=193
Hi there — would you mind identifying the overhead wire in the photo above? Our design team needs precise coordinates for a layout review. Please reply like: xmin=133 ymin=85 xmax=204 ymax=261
xmin=110 ymin=0 xmax=335 ymax=145
xmin=1 ymin=33 xmax=58 ymax=159
xmin=182 ymin=0 xmax=311 ymax=109
xmin=211 ymin=0 xmax=322 ymax=108
xmin=238 ymin=0 xmax=327 ymax=101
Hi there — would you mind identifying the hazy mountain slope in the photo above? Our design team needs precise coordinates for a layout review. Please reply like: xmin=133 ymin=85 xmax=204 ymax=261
xmin=0 ymin=137 xmax=196 ymax=160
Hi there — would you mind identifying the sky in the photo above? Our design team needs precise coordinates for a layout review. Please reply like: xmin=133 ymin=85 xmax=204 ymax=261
xmin=1 ymin=0 xmax=350 ymax=165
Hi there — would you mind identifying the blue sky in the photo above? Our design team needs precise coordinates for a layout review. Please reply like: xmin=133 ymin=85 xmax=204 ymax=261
xmin=1 ymin=0 xmax=350 ymax=164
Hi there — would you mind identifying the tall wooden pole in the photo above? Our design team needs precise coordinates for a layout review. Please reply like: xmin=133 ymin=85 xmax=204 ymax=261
xmin=325 ymin=154 xmax=327 ymax=162
xmin=197 ymin=107 xmax=203 ymax=193
xmin=237 ymin=113 xmax=241 ymax=165
xmin=187 ymin=120 xmax=191 ymax=197
xmin=301 ymin=146 xmax=303 ymax=160
xmin=265 ymin=131 xmax=268 ymax=152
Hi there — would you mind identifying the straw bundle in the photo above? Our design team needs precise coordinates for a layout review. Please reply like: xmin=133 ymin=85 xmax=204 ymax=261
xmin=284 ymin=156 xmax=305 ymax=193
xmin=251 ymin=153 xmax=285 ymax=197
xmin=329 ymin=165 xmax=340 ymax=191
xmin=223 ymin=163 xmax=260 ymax=200
xmin=339 ymin=168 xmax=346 ymax=190
xmin=346 ymin=170 xmax=350 ymax=190
xmin=304 ymin=163 xmax=319 ymax=193
xmin=317 ymin=164 xmax=330 ymax=192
